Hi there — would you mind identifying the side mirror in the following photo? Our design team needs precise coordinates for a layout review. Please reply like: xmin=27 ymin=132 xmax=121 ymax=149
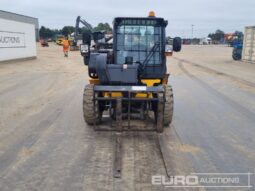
xmin=173 ymin=37 xmax=182 ymax=52
xmin=93 ymin=32 xmax=105 ymax=42
xmin=82 ymin=31 xmax=91 ymax=46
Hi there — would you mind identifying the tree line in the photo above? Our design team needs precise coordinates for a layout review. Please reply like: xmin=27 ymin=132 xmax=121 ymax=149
xmin=39 ymin=23 xmax=112 ymax=39
xmin=208 ymin=29 xmax=243 ymax=42
xmin=40 ymin=24 xmax=244 ymax=43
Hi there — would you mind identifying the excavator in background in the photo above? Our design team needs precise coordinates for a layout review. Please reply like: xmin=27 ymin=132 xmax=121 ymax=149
xmin=69 ymin=16 xmax=93 ymax=51
xmin=70 ymin=16 xmax=113 ymax=51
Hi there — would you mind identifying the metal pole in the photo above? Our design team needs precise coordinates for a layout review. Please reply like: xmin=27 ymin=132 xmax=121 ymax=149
xmin=191 ymin=24 xmax=194 ymax=39
xmin=191 ymin=24 xmax=194 ymax=45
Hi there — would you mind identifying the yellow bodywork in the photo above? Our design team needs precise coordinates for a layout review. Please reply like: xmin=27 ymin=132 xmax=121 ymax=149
xmin=89 ymin=78 xmax=162 ymax=98
xmin=136 ymin=79 xmax=161 ymax=98
xmin=55 ymin=35 xmax=65 ymax=45
xmin=89 ymin=79 xmax=100 ymax=85
xmin=56 ymin=39 xmax=64 ymax=45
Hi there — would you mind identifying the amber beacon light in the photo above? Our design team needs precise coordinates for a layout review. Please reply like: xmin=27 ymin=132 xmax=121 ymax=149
xmin=148 ymin=11 xmax=156 ymax=17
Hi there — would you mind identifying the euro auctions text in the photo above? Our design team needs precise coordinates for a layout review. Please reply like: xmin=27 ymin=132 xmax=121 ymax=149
xmin=152 ymin=173 xmax=253 ymax=188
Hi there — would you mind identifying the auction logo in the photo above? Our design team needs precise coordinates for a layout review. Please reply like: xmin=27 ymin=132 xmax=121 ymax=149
xmin=152 ymin=173 xmax=253 ymax=189
xmin=0 ymin=36 xmax=20 ymax=43
xmin=0 ymin=31 xmax=25 ymax=48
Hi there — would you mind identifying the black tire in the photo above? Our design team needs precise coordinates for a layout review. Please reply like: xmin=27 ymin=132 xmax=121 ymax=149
xmin=164 ymin=85 xmax=174 ymax=126
xmin=232 ymin=48 xmax=242 ymax=61
xmin=83 ymin=84 xmax=101 ymax=125
xmin=232 ymin=54 xmax=238 ymax=61
xmin=153 ymin=85 xmax=174 ymax=127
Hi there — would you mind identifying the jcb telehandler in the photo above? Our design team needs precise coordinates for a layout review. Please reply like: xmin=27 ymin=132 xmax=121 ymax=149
xmin=80 ymin=11 xmax=181 ymax=178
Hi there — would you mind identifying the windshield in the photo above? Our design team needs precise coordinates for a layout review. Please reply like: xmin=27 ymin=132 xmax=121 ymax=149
xmin=116 ymin=25 xmax=162 ymax=65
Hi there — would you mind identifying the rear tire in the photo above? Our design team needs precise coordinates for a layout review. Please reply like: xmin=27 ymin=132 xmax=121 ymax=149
xmin=83 ymin=84 xmax=102 ymax=125
xmin=163 ymin=85 xmax=174 ymax=126
xmin=232 ymin=48 xmax=242 ymax=60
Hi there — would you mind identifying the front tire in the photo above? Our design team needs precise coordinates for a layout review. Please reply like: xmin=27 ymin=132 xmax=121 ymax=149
xmin=163 ymin=85 xmax=174 ymax=126
xmin=83 ymin=84 xmax=102 ymax=125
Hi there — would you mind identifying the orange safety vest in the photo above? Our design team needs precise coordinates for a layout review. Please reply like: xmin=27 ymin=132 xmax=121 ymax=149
xmin=62 ymin=40 xmax=69 ymax=51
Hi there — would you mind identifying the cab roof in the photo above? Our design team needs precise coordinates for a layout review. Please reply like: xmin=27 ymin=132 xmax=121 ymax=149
xmin=113 ymin=17 xmax=168 ymax=27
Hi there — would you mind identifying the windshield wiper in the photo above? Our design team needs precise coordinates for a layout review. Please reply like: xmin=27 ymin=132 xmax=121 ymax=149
xmin=141 ymin=42 xmax=160 ymax=70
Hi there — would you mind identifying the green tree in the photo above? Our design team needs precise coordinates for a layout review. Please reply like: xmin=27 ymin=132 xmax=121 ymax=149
xmin=93 ymin=23 xmax=112 ymax=33
xmin=39 ymin=26 xmax=47 ymax=38
xmin=62 ymin=26 xmax=75 ymax=37
xmin=39 ymin=26 xmax=54 ymax=39
xmin=208 ymin=29 xmax=225 ymax=42
xmin=81 ymin=27 xmax=91 ymax=34
xmin=51 ymin=29 xmax=61 ymax=36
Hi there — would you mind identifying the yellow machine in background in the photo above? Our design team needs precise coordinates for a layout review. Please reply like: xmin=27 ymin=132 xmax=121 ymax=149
xmin=55 ymin=35 xmax=65 ymax=45
xmin=69 ymin=36 xmax=80 ymax=51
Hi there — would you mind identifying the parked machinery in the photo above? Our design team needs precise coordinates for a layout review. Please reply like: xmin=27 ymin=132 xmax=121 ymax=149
xmin=55 ymin=35 xmax=65 ymax=45
xmin=40 ymin=39 xmax=49 ymax=47
xmin=69 ymin=16 xmax=92 ymax=51
xmin=232 ymin=41 xmax=243 ymax=60
xmin=70 ymin=16 xmax=113 ymax=51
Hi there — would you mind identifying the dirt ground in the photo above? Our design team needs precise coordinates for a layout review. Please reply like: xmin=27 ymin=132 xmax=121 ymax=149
xmin=0 ymin=44 xmax=254 ymax=191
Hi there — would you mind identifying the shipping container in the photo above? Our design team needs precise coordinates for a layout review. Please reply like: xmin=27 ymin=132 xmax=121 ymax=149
xmin=242 ymin=26 xmax=255 ymax=63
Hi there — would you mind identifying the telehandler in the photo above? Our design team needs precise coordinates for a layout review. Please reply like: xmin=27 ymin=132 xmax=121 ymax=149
xmin=80 ymin=11 xmax=181 ymax=178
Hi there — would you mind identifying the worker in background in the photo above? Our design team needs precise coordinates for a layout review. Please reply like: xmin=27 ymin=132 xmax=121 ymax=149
xmin=62 ymin=37 xmax=70 ymax=57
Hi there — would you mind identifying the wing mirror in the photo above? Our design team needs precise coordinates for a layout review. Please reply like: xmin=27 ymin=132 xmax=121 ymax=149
xmin=81 ymin=31 xmax=91 ymax=64
xmin=165 ymin=37 xmax=182 ymax=57
xmin=82 ymin=31 xmax=91 ymax=46
xmin=173 ymin=37 xmax=182 ymax=52
xmin=92 ymin=31 xmax=105 ymax=42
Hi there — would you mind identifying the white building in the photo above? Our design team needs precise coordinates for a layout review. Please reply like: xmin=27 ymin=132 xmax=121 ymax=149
xmin=0 ymin=10 xmax=39 ymax=62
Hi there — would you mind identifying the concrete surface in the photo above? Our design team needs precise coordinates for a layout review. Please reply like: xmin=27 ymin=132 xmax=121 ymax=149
xmin=0 ymin=44 xmax=254 ymax=191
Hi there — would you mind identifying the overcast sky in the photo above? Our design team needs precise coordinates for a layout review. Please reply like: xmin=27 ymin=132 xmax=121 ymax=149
xmin=2 ymin=0 xmax=255 ymax=38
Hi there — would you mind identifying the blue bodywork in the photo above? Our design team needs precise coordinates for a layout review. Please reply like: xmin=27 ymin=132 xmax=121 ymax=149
xmin=232 ymin=40 xmax=243 ymax=60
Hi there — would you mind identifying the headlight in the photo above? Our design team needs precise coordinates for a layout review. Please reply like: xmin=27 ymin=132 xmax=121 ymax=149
xmin=80 ymin=44 xmax=89 ymax=53
xmin=165 ymin=44 xmax=172 ymax=52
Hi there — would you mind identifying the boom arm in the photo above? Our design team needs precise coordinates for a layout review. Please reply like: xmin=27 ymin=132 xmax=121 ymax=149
xmin=74 ymin=16 xmax=93 ymax=43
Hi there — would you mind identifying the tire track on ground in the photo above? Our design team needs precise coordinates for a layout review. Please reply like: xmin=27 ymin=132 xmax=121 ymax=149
xmin=0 ymin=81 xmax=83 ymax=177
xmin=174 ymin=57 xmax=255 ymax=89
xmin=177 ymin=61 xmax=255 ymax=122
xmin=0 ymin=74 xmax=46 ymax=96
